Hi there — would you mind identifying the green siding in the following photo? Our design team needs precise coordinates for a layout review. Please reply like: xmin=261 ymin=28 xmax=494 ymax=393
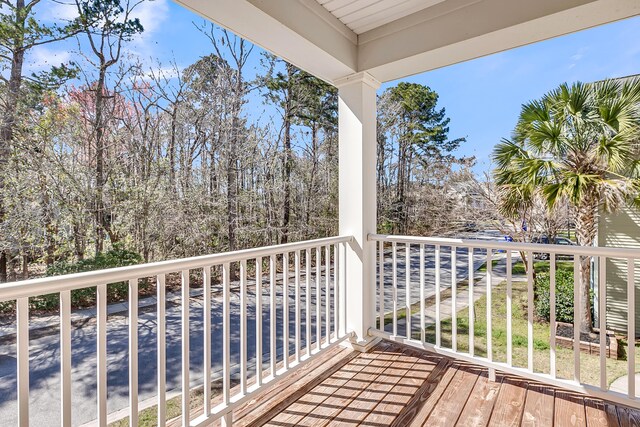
xmin=598 ymin=206 xmax=640 ymax=338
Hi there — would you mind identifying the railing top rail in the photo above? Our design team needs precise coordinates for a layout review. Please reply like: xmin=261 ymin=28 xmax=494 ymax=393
xmin=0 ymin=235 xmax=353 ymax=302
xmin=369 ymin=233 xmax=640 ymax=259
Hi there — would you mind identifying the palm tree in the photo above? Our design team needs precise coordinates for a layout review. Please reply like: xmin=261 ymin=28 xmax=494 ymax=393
xmin=493 ymin=77 xmax=640 ymax=333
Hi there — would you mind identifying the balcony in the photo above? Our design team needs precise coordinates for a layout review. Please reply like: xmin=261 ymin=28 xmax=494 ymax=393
xmin=0 ymin=234 xmax=638 ymax=426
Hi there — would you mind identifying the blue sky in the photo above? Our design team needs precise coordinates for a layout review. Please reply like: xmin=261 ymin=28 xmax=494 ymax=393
xmin=38 ymin=1 xmax=640 ymax=175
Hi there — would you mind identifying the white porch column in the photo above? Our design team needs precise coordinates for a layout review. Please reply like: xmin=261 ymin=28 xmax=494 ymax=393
xmin=336 ymin=72 xmax=380 ymax=348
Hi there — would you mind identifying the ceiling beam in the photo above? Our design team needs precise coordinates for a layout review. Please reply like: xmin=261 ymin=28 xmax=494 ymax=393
xmin=358 ymin=0 xmax=640 ymax=82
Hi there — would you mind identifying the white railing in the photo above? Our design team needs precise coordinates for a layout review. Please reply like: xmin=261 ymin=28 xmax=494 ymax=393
xmin=0 ymin=235 xmax=352 ymax=427
xmin=369 ymin=233 xmax=639 ymax=409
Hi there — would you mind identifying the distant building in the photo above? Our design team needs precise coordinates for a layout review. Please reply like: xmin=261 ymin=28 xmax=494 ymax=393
xmin=597 ymin=74 xmax=640 ymax=337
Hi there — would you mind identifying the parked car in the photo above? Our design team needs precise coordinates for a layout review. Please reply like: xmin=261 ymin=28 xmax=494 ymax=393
xmin=532 ymin=236 xmax=576 ymax=260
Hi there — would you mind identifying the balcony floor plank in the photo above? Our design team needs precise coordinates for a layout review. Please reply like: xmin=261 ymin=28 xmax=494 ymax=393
xmin=584 ymin=398 xmax=620 ymax=427
xmin=420 ymin=365 xmax=480 ymax=426
xmin=521 ymin=383 xmax=555 ymax=427
xmin=192 ymin=339 xmax=640 ymax=427
xmin=553 ymin=390 xmax=587 ymax=427
xmin=617 ymin=404 xmax=640 ymax=427
xmin=486 ymin=376 xmax=528 ymax=426
xmin=456 ymin=370 xmax=503 ymax=427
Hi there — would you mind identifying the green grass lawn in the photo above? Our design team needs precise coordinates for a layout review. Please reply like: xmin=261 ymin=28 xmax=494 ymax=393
xmin=510 ymin=259 xmax=574 ymax=275
xmin=108 ymin=384 xmax=219 ymax=427
xmin=422 ymin=280 xmax=640 ymax=388
xmin=477 ymin=258 xmax=500 ymax=273
xmin=477 ymin=256 xmax=573 ymax=276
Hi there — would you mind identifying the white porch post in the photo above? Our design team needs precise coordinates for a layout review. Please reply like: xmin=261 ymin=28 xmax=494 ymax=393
xmin=336 ymin=72 xmax=380 ymax=348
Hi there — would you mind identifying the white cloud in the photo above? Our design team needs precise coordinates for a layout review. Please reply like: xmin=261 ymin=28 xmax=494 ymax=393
xmin=26 ymin=45 xmax=73 ymax=73
xmin=568 ymin=47 xmax=588 ymax=69
xmin=39 ymin=1 xmax=78 ymax=22
xmin=124 ymin=0 xmax=171 ymax=62
xmin=38 ymin=0 xmax=170 ymax=35
xmin=132 ymin=0 xmax=170 ymax=36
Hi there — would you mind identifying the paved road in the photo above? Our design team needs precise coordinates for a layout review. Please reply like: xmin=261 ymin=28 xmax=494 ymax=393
xmin=0 ymin=233 xmax=506 ymax=426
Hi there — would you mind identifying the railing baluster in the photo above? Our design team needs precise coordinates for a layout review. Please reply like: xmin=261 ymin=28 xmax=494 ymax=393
xmin=270 ymin=255 xmax=277 ymax=376
xmin=340 ymin=242 xmax=347 ymax=337
xmin=306 ymin=249 xmax=312 ymax=356
xmin=240 ymin=260 xmax=248 ymax=394
xmin=379 ymin=240 xmax=384 ymax=333
xmin=181 ymin=270 xmax=190 ymax=426
xmin=599 ymin=256 xmax=607 ymax=391
xmin=574 ymin=256 xmax=581 ymax=383
xmin=333 ymin=244 xmax=339 ymax=339
xmin=406 ymin=244 xmax=412 ymax=339
xmin=468 ymin=248 xmax=474 ymax=357
xmin=435 ymin=244 xmax=441 ymax=347
xmin=506 ymin=251 xmax=513 ymax=367
xmin=283 ymin=252 xmax=289 ymax=370
xmin=316 ymin=247 xmax=321 ymax=350
xmin=17 ymin=297 xmax=29 ymax=427
xmin=392 ymin=242 xmax=398 ymax=337
xmin=451 ymin=246 xmax=457 ymax=353
xmin=129 ymin=279 xmax=139 ymax=427
xmin=256 ymin=257 xmax=263 ymax=386
xmin=420 ymin=244 xmax=425 ymax=344
xmin=60 ymin=290 xmax=71 ymax=427
xmin=550 ymin=255 xmax=556 ymax=379
xmin=325 ymin=245 xmax=330 ymax=343
xmin=527 ymin=251 xmax=534 ymax=373
xmin=157 ymin=275 xmax=167 ymax=427
xmin=222 ymin=263 xmax=231 ymax=427
xmin=295 ymin=250 xmax=301 ymax=362
xmin=628 ymin=258 xmax=636 ymax=399
xmin=486 ymin=249 xmax=492 ymax=363
xmin=203 ymin=267 xmax=212 ymax=416
xmin=97 ymin=284 xmax=107 ymax=427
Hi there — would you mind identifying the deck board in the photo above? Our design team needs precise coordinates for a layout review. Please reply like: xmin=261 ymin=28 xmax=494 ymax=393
xmin=487 ymin=377 xmax=528 ymax=426
xmin=358 ymin=352 xmax=436 ymax=426
xmin=456 ymin=371 xmax=503 ymax=427
xmin=521 ymin=383 xmax=555 ymax=427
xmin=211 ymin=340 xmax=640 ymax=427
xmin=421 ymin=365 xmax=480 ymax=426
xmin=584 ymin=398 xmax=620 ymax=427
xmin=616 ymin=404 xmax=640 ymax=427
xmin=554 ymin=391 xmax=587 ymax=427
xmin=265 ymin=354 xmax=375 ymax=426
xmin=391 ymin=357 xmax=452 ymax=427
xmin=300 ymin=350 xmax=402 ymax=426
xmin=332 ymin=350 xmax=417 ymax=425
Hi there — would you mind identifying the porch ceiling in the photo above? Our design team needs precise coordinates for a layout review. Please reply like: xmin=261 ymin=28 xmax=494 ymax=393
xmin=174 ymin=0 xmax=640 ymax=85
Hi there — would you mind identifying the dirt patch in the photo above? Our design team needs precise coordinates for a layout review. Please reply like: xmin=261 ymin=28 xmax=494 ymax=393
xmin=556 ymin=322 xmax=610 ymax=346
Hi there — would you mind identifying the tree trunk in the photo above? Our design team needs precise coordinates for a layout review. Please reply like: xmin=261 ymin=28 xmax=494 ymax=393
xmin=574 ymin=198 xmax=598 ymax=333
xmin=94 ymin=66 xmax=108 ymax=254
xmin=74 ymin=220 xmax=85 ymax=261
xmin=282 ymin=112 xmax=292 ymax=244
xmin=305 ymin=124 xmax=318 ymax=229
xmin=0 ymin=253 xmax=6 ymax=283
xmin=22 ymin=253 xmax=28 ymax=279
xmin=227 ymin=72 xmax=243 ymax=253
xmin=169 ymin=106 xmax=178 ymax=191
xmin=0 ymin=0 xmax=26 ymax=283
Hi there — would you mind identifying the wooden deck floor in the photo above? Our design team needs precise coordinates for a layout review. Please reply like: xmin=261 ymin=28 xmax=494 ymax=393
xmin=227 ymin=340 xmax=640 ymax=427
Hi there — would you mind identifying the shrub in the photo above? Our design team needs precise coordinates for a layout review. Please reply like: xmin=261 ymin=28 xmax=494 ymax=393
xmin=33 ymin=244 xmax=145 ymax=310
xmin=534 ymin=268 xmax=593 ymax=324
